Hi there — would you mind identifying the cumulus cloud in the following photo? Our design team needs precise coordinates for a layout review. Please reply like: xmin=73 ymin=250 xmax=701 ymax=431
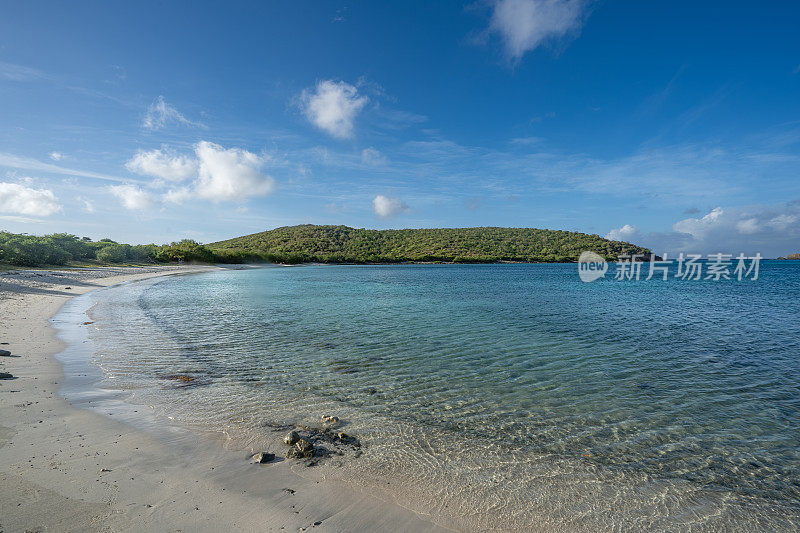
xmin=49 ymin=152 xmax=63 ymax=161
xmin=605 ymin=224 xmax=641 ymax=242
xmin=301 ymin=80 xmax=368 ymax=139
xmin=489 ymin=0 xmax=589 ymax=60
xmin=142 ymin=96 xmax=204 ymax=130
xmin=373 ymin=195 xmax=410 ymax=218
xmin=163 ymin=186 xmax=194 ymax=205
xmin=119 ymin=142 xmax=275 ymax=206
xmin=194 ymin=141 xmax=275 ymax=202
xmin=611 ymin=203 xmax=800 ymax=257
xmin=361 ymin=147 xmax=388 ymax=166
xmin=0 ymin=182 xmax=61 ymax=216
xmin=672 ymin=207 xmax=724 ymax=240
xmin=125 ymin=147 xmax=198 ymax=182
xmin=109 ymin=184 xmax=155 ymax=210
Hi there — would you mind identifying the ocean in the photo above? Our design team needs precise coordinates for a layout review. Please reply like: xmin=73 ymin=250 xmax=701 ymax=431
xmin=55 ymin=262 xmax=800 ymax=530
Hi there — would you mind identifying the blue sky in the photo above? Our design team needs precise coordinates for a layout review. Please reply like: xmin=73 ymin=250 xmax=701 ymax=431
xmin=1 ymin=1 xmax=799 ymax=255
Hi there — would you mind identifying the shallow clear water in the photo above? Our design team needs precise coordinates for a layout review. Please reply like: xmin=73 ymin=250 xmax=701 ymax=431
xmin=79 ymin=263 xmax=800 ymax=530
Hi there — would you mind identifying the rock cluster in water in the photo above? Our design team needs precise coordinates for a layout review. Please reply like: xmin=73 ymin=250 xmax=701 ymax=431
xmin=280 ymin=416 xmax=362 ymax=466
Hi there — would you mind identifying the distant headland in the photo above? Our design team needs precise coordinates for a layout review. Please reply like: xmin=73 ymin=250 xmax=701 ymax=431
xmin=1 ymin=225 xmax=650 ymax=267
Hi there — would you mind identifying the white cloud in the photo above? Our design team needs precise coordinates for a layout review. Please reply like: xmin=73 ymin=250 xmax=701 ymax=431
xmin=735 ymin=218 xmax=760 ymax=235
xmin=0 ymin=182 xmax=61 ymax=216
xmin=672 ymin=207 xmax=724 ymax=239
xmin=117 ymin=142 xmax=276 ymax=207
xmin=49 ymin=152 xmax=63 ymax=161
xmin=605 ymin=224 xmax=641 ymax=242
xmin=163 ymin=186 xmax=193 ymax=205
xmin=627 ymin=204 xmax=800 ymax=257
xmin=194 ymin=141 xmax=275 ymax=202
xmin=125 ymin=147 xmax=197 ymax=182
xmin=76 ymin=196 xmax=95 ymax=213
xmin=109 ymin=184 xmax=155 ymax=210
xmin=768 ymin=214 xmax=798 ymax=230
xmin=142 ymin=96 xmax=204 ymax=130
xmin=372 ymin=195 xmax=410 ymax=218
xmin=489 ymin=0 xmax=588 ymax=60
xmin=0 ymin=61 xmax=46 ymax=82
xmin=301 ymin=80 xmax=368 ymax=139
xmin=0 ymin=152 xmax=139 ymax=184
xmin=361 ymin=147 xmax=388 ymax=166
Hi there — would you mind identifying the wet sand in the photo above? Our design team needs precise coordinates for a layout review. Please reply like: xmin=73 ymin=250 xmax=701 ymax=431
xmin=0 ymin=265 xmax=446 ymax=532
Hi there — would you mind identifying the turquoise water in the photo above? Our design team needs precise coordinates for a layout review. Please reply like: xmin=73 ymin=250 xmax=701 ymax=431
xmin=82 ymin=263 xmax=800 ymax=529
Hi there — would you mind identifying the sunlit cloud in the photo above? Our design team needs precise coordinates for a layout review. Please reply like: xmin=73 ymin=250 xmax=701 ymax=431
xmin=373 ymin=195 xmax=410 ymax=218
xmin=301 ymin=80 xmax=368 ymax=139
xmin=109 ymin=184 xmax=155 ymax=210
xmin=0 ymin=181 xmax=62 ymax=216
xmin=488 ymin=0 xmax=589 ymax=60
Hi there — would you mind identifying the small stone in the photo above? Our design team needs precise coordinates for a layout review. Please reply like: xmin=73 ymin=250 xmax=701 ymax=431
xmin=0 ymin=349 xmax=11 ymax=357
xmin=0 ymin=372 xmax=13 ymax=379
xmin=284 ymin=430 xmax=300 ymax=446
xmin=296 ymin=439 xmax=314 ymax=456
xmin=320 ymin=415 xmax=340 ymax=424
xmin=286 ymin=438 xmax=314 ymax=459
xmin=253 ymin=452 xmax=276 ymax=464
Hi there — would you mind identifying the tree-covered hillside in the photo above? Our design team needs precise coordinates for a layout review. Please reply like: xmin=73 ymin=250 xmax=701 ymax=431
xmin=0 ymin=232 xmax=256 ymax=267
xmin=208 ymin=225 xmax=651 ymax=263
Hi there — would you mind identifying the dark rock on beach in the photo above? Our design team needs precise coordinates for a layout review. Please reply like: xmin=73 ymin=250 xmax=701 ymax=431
xmin=286 ymin=439 xmax=315 ymax=459
xmin=0 ymin=349 xmax=11 ymax=357
xmin=0 ymin=372 xmax=14 ymax=379
xmin=253 ymin=452 xmax=276 ymax=464
xmin=284 ymin=430 xmax=300 ymax=446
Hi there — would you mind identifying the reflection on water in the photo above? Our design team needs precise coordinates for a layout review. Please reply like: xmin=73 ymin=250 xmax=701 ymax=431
xmin=82 ymin=263 xmax=800 ymax=530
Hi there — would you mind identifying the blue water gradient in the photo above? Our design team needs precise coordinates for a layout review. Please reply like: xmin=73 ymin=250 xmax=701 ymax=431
xmin=81 ymin=262 xmax=800 ymax=529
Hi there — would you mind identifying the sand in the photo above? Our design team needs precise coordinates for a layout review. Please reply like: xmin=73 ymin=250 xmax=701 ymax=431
xmin=0 ymin=266 xmax=447 ymax=532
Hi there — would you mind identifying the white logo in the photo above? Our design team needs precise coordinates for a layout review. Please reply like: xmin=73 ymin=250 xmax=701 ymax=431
xmin=578 ymin=251 xmax=607 ymax=282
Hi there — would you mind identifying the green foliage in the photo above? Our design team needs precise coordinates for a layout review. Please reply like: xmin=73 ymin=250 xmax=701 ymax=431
xmin=0 ymin=232 xmax=231 ymax=267
xmin=208 ymin=224 xmax=652 ymax=263
xmin=96 ymin=243 xmax=130 ymax=263
xmin=0 ymin=225 xmax=652 ymax=267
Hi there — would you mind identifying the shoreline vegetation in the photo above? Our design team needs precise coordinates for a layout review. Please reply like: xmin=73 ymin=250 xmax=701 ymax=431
xmin=2 ymin=224 xmax=652 ymax=268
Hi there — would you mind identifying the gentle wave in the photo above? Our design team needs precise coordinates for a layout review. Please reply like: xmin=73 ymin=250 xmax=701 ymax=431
xmin=80 ymin=263 xmax=800 ymax=530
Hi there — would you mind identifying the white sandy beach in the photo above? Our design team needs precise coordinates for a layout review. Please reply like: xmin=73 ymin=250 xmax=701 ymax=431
xmin=0 ymin=266 xmax=447 ymax=532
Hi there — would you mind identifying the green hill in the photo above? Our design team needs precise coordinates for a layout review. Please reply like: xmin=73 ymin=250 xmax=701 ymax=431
xmin=208 ymin=225 xmax=651 ymax=263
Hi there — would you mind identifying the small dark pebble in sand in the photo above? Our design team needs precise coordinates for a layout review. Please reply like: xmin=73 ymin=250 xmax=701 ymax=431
xmin=0 ymin=372 xmax=14 ymax=379
xmin=0 ymin=349 xmax=12 ymax=357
